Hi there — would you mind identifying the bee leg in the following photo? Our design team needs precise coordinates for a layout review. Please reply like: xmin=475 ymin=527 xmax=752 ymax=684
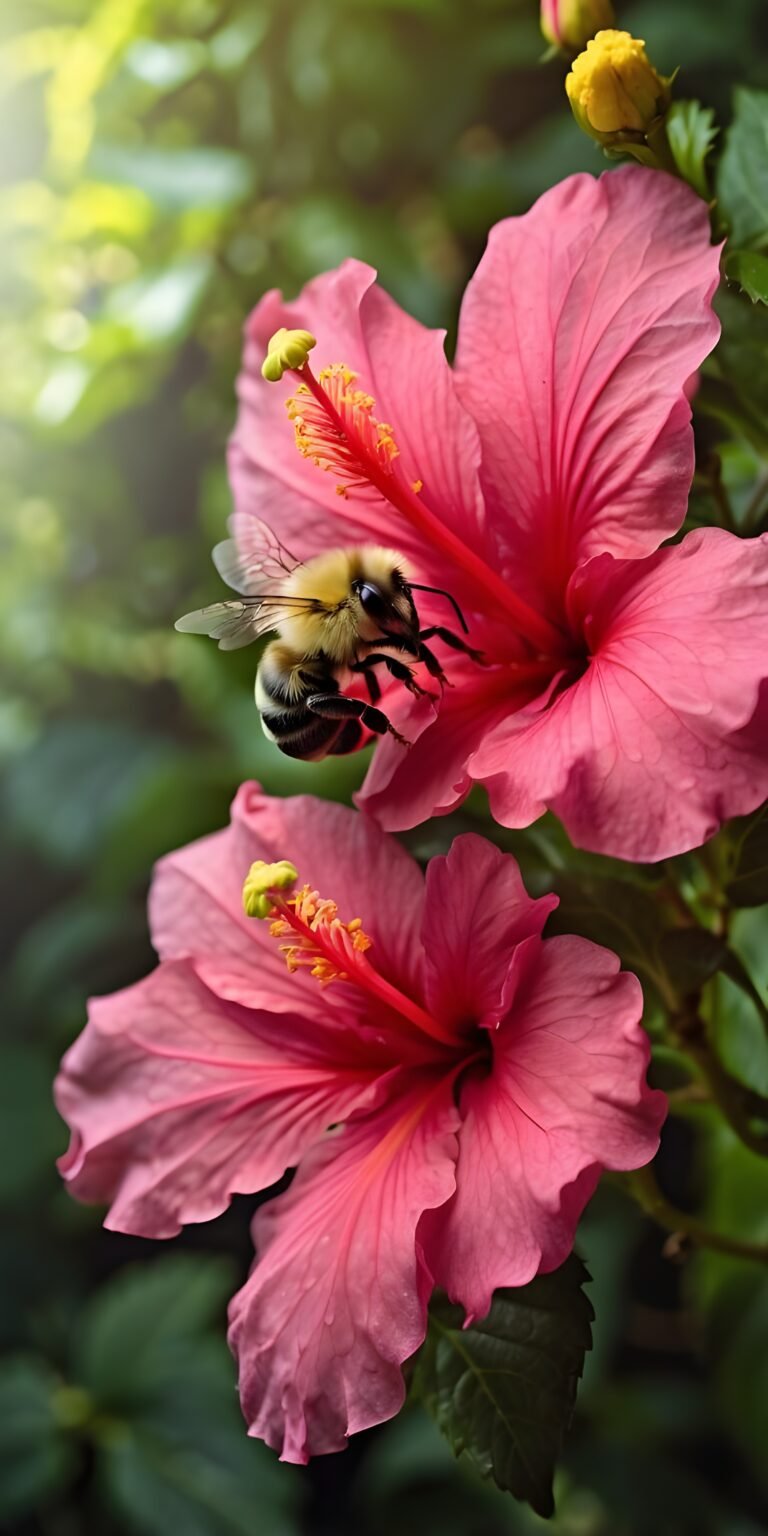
xmin=416 ymin=641 xmax=450 ymax=688
xmin=419 ymin=626 xmax=486 ymax=665
xmin=356 ymin=662 xmax=382 ymax=705
xmin=351 ymin=654 xmax=436 ymax=701
xmin=306 ymin=693 xmax=410 ymax=748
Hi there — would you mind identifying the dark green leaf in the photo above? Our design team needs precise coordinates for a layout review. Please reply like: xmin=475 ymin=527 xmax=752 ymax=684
xmin=701 ymin=287 xmax=768 ymax=455
xmin=93 ymin=1310 xmax=299 ymax=1536
xmin=658 ymin=928 xmax=728 ymax=996
xmin=724 ymin=249 xmax=768 ymax=304
xmin=667 ymin=100 xmax=718 ymax=199
xmin=415 ymin=1256 xmax=593 ymax=1516
xmin=718 ymin=87 xmax=768 ymax=248
xmin=357 ymin=1408 xmax=522 ymax=1536
xmin=727 ymin=805 xmax=768 ymax=906
xmin=546 ymin=876 xmax=669 ymax=1006
xmin=715 ymin=1278 xmax=768 ymax=1495
xmin=76 ymin=1256 xmax=235 ymax=1408
xmin=0 ymin=1045 xmax=66 ymax=1205
xmin=100 ymin=1426 xmax=296 ymax=1536
xmin=692 ymin=1128 xmax=768 ymax=1493
xmin=3 ymin=721 xmax=175 ymax=868
xmin=0 ymin=1357 xmax=76 ymax=1516
xmin=709 ymin=907 xmax=768 ymax=1097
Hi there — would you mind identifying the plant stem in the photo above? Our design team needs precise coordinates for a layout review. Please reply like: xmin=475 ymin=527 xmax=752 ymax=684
xmin=646 ymin=118 xmax=681 ymax=178
xmin=704 ymin=452 xmax=737 ymax=533
xmin=683 ymin=1032 xmax=768 ymax=1158
xmin=744 ymin=468 xmax=768 ymax=534
xmin=625 ymin=1165 xmax=768 ymax=1264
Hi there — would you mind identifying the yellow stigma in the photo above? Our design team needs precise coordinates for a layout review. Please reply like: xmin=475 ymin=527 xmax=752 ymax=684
xmin=566 ymin=30 xmax=670 ymax=140
xmin=261 ymin=328 xmax=317 ymax=383
xmin=242 ymin=859 xmax=298 ymax=919
xmin=269 ymin=885 xmax=373 ymax=986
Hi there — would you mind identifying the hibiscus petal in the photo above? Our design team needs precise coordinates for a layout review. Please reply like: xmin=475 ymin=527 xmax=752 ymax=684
xmin=228 ymin=1078 xmax=459 ymax=1461
xmin=474 ymin=529 xmax=768 ymax=860
xmin=55 ymin=961 xmax=387 ymax=1238
xmin=230 ymin=261 xmax=488 ymax=597
xmin=422 ymin=936 xmax=664 ymax=1322
xmin=454 ymin=167 xmax=721 ymax=617
xmin=151 ymin=781 xmax=426 ymax=1002
xmin=358 ymin=660 xmax=540 ymax=831
xmin=421 ymin=835 xmax=558 ymax=1028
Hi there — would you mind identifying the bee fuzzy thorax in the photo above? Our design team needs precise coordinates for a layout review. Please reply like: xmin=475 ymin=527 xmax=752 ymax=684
xmin=281 ymin=547 xmax=412 ymax=664
xmin=285 ymin=547 xmax=411 ymax=604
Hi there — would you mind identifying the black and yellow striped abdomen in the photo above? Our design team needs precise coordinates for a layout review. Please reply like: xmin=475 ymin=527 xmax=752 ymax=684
xmin=255 ymin=643 xmax=360 ymax=760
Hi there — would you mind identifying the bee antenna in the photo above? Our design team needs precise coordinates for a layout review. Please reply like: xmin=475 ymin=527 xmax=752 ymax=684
xmin=408 ymin=583 xmax=469 ymax=634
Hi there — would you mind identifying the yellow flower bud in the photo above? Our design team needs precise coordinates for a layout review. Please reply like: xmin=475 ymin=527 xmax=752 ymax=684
xmin=566 ymin=30 xmax=671 ymax=143
xmin=541 ymin=0 xmax=616 ymax=54
xmin=242 ymin=859 xmax=298 ymax=919
xmin=261 ymin=328 xmax=316 ymax=383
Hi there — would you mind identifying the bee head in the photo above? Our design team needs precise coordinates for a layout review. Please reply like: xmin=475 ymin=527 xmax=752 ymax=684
xmin=351 ymin=562 xmax=418 ymax=645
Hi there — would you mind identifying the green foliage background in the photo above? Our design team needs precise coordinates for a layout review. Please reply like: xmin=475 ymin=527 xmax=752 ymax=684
xmin=2 ymin=1 xmax=768 ymax=1532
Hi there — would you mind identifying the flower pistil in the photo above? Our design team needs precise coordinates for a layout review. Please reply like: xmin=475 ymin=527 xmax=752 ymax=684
xmin=262 ymin=340 xmax=566 ymax=655
xmin=242 ymin=860 xmax=461 ymax=1047
xmin=270 ymin=885 xmax=373 ymax=985
xmin=287 ymin=364 xmax=401 ymax=498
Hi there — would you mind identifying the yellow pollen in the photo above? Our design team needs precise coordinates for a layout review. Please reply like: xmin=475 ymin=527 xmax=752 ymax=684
xmin=262 ymin=327 xmax=316 ymax=382
xmin=285 ymin=362 xmax=400 ymax=497
xmin=266 ymin=883 xmax=373 ymax=986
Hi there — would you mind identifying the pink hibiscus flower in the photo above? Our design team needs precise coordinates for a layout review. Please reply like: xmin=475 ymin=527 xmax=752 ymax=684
xmin=56 ymin=784 xmax=664 ymax=1461
xmin=230 ymin=167 xmax=768 ymax=860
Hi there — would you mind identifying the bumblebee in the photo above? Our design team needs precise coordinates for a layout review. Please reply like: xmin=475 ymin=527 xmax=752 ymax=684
xmin=175 ymin=518 xmax=482 ymax=760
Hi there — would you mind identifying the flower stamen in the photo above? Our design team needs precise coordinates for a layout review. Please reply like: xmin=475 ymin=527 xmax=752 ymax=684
xmin=286 ymin=365 xmax=400 ymax=498
xmin=242 ymin=861 xmax=460 ymax=1048
xmin=266 ymin=347 xmax=567 ymax=656
xmin=269 ymin=884 xmax=373 ymax=986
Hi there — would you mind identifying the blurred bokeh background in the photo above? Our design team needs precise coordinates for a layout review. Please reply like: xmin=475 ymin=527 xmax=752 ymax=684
xmin=2 ymin=1 xmax=768 ymax=1532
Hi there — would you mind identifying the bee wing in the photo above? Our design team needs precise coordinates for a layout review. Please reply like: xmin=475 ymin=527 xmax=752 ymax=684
xmin=213 ymin=515 xmax=301 ymax=595
xmin=174 ymin=596 xmax=306 ymax=651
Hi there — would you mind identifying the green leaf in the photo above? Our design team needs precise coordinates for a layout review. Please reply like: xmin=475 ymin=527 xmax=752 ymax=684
xmin=666 ymin=100 xmax=718 ymax=200
xmin=415 ymin=1256 xmax=594 ymax=1516
xmin=709 ymin=907 xmax=768 ymax=1098
xmin=546 ymin=876 xmax=669 ymax=1007
xmin=76 ymin=1256 xmax=235 ymax=1408
xmin=100 ymin=1423 xmax=297 ymax=1536
xmin=658 ymin=928 xmax=728 ymax=997
xmin=727 ymin=805 xmax=768 ymax=906
xmin=104 ymin=258 xmax=214 ymax=345
xmin=692 ymin=1128 xmax=768 ymax=1493
xmin=3 ymin=721 xmax=175 ymax=868
xmin=357 ymin=1407 xmax=519 ymax=1536
xmin=0 ymin=1045 xmax=65 ymax=1205
xmin=724 ymin=249 xmax=768 ymax=304
xmin=90 ymin=145 xmax=255 ymax=211
xmin=0 ymin=1357 xmax=76 ymax=1517
xmin=82 ymin=1263 xmax=301 ymax=1536
xmin=718 ymin=87 xmax=768 ymax=248
xmin=701 ymin=287 xmax=768 ymax=455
